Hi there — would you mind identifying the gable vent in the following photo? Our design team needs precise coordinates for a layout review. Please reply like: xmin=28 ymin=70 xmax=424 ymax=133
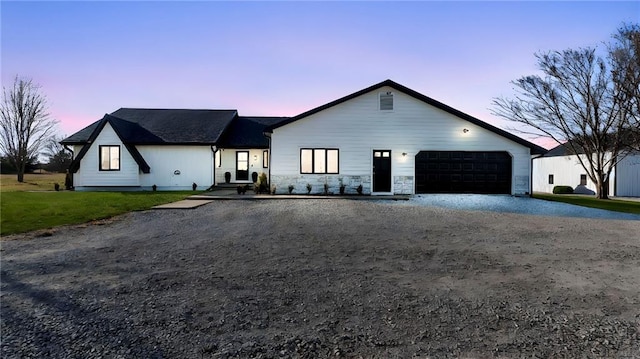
xmin=379 ymin=92 xmax=393 ymax=111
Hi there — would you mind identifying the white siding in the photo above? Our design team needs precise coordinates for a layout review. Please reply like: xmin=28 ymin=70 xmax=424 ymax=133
xmin=73 ymin=123 xmax=140 ymax=187
xmin=271 ymin=86 xmax=533 ymax=195
xmin=215 ymin=149 xmax=269 ymax=184
xmin=616 ymin=153 xmax=640 ymax=197
xmin=72 ymin=124 xmax=215 ymax=190
xmin=137 ymin=146 xmax=214 ymax=190
xmin=532 ymin=154 xmax=615 ymax=195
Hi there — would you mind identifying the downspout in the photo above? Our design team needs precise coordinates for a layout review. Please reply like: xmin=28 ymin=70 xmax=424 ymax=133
xmin=63 ymin=144 xmax=74 ymax=157
xmin=63 ymin=145 xmax=75 ymax=189
xmin=211 ymin=145 xmax=218 ymax=187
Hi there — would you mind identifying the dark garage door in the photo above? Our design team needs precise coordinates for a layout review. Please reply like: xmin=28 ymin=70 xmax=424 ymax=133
xmin=415 ymin=151 xmax=512 ymax=194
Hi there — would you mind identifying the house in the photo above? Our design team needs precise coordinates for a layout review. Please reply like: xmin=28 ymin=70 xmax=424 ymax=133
xmin=265 ymin=80 xmax=546 ymax=195
xmin=62 ymin=80 xmax=546 ymax=194
xmin=532 ymin=142 xmax=640 ymax=197
xmin=61 ymin=109 xmax=287 ymax=191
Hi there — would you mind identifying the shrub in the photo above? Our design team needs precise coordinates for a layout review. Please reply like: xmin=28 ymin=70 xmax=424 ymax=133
xmin=288 ymin=185 xmax=294 ymax=194
xmin=357 ymin=184 xmax=363 ymax=195
xmin=553 ymin=185 xmax=574 ymax=194
xmin=306 ymin=183 xmax=312 ymax=194
xmin=257 ymin=173 xmax=269 ymax=193
xmin=323 ymin=183 xmax=329 ymax=195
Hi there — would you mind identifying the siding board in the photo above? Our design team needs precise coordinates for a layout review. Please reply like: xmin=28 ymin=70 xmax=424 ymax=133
xmin=271 ymin=86 xmax=532 ymax=195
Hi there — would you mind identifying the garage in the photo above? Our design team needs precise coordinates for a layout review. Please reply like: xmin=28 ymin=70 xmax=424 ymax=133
xmin=415 ymin=151 xmax=512 ymax=194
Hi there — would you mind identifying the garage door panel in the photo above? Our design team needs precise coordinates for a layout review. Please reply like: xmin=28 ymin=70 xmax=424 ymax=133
xmin=415 ymin=151 xmax=512 ymax=194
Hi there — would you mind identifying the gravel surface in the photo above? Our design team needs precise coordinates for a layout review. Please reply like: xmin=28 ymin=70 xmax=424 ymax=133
xmin=399 ymin=194 xmax=640 ymax=220
xmin=2 ymin=199 xmax=640 ymax=358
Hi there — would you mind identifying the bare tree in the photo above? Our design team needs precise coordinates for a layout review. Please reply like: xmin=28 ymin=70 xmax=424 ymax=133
xmin=43 ymin=135 xmax=72 ymax=173
xmin=0 ymin=76 xmax=58 ymax=182
xmin=610 ymin=24 xmax=640 ymax=150
xmin=492 ymin=26 xmax=639 ymax=199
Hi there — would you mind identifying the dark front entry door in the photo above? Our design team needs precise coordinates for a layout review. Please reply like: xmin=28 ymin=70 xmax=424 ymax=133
xmin=373 ymin=150 xmax=392 ymax=192
xmin=236 ymin=151 xmax=249 ymax=181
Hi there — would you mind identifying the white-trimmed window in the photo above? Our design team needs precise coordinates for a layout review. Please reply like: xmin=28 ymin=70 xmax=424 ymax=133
xmin=263 ymin=150 xmax=269 ymax=168
xmin=215 ymin=150 xmax=221 ymax=168
xmin=300 ymin=148 xmax=339 ymax=174
xmin=379 ymin=91 xmax=393 ymax=111
xmin=580 ymin=174 xmax=587 ymax=186
xmin=99 ymin=145 xmax=120 ymax=171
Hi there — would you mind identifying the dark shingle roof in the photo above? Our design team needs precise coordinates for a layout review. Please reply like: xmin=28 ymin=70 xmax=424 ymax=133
xmin=266 ymin=79 xmax=547 ymax=155
xmin=542 ymin=142 xmax=583 ymax=157
xmin=218 ymin=116 xmax=289 ymax=148
xmin=61 ymin=108 xmax=238 ymax=145
xmin=66 ymin=114 xmax=152 ymax=173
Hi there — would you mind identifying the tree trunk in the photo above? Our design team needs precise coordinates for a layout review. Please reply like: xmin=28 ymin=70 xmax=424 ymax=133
xmin=17 ymin=170 xmax=24 ymax=183
xmin=596 ymin=177 xmax=609 ymax=199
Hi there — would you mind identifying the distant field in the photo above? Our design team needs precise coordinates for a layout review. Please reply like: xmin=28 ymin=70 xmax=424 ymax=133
xmin=1 ymin=172 xmax=67 ymax=192
xmin=0 ymin=173 xmax=196 ymax=235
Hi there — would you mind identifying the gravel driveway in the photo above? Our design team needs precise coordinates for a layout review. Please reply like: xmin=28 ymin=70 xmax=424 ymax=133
xmin=2 ymin=199 xmax=639 ymax=358
xmin=396 ymin=194 xmax=640 ymax=220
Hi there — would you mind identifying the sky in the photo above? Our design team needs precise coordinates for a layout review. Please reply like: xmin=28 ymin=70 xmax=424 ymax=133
xmin=2 ymin=1 xmax=639 ymax=149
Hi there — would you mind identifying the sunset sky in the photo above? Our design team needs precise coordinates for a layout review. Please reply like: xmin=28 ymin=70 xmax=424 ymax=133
xmin=2 ymin=1 xmax=638 ymax=148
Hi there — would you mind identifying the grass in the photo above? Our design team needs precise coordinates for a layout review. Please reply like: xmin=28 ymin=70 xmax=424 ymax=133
xmin=1 ymin=172 xmax=67 ymax=192
xmin=533 ymin=193 xmax=640 ymax=214
xmin=1 ymin=173 xmax=197 ymax=235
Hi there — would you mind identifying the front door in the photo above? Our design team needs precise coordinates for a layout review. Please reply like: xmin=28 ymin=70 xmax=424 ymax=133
xmin=236 ymin=151 xmax=249 ymax=181
xmin=373 ymin=150 xmax=391 ymax=192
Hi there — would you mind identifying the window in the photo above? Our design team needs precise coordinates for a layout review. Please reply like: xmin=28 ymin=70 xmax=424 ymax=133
xmin=215 ymin=150 xmax=221 ymax=168
xmin=99 ymin=145 xmax=120 ymax=171
xmin=300 ymin=148 xmax=339 ymax=174
xmin=380 ymin=92 xmax=393 ymax=110
xmin=548 ymin=174 xmax=554 ymax=185
xmin=580 ymin=174 xmax=587 ymax=186
xmin=263 ymin=150 xmax=269 ymax=168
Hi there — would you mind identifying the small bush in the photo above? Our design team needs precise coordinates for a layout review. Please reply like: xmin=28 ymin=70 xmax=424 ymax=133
xmin=288 ymin=185 xmax=294 ymax=194
xmin=306 ymin=183 xmax=312 ymax=194
xmin=357 ymin=184 xmax=363 ymax=195
xmin=552 ymin=185 xmax=574 ymax=194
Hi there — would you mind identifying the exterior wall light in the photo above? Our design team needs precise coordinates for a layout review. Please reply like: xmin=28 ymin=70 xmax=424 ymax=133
xmin=402 ymin=152 xmax=407 ymax=156
xmin=463 ymin=128 xmax=469 ymax=133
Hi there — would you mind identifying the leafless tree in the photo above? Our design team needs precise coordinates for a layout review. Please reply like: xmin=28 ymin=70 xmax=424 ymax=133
xmin=0 ymin=76 xmax=58 ymax=182
xmin=492 ymin=25 xmax=640 ymax=199
xmin=610 ymin=24 xmax=640 ymax=150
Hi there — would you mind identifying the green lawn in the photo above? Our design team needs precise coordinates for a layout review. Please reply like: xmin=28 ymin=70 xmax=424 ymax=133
xmin=1 ymin=191 xmax=196 ymax=235
xmin=532 ymin=193 xmax=640 ymax=214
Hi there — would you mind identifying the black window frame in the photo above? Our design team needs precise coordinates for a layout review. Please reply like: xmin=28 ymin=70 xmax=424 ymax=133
xmin=300 ymin=148 xmax=339 ymax=174
xmin=263 ymin=150 xmax=269 ymax=168
xmin=548 ymin=174 xmax=554 ymax=185
xmin=580 ymin=174 xmax=587 ymax=186
xmin=99 ymin=145 xmax=121 ymax=171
